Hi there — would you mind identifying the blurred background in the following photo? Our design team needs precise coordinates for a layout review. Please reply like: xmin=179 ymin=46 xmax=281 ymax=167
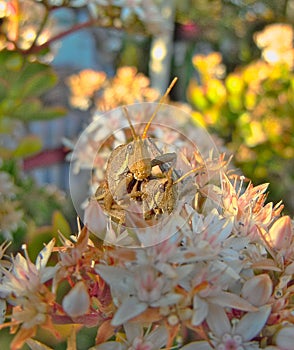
xmin=0 ymin=0 xmax=293 ymax=348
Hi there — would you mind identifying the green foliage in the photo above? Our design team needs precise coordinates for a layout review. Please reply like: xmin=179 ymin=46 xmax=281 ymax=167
xmin=0 ymin=50 xmax=68 ymax=244
xmin=0 ymin=50 xmax=65 ymax=122
xmin=0 ymin=50 xmax=66 ymax=161
xmin=188 ymin=52 xmax=294 ymax=212
xmin=175 ymin=0 xmax=291 ymax=67
xmin=12 ymin=135 xmax=43 ymax=158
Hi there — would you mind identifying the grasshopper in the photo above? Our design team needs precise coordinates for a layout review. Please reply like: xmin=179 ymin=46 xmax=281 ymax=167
xmin=135 ymin=167 xmax=202 ymax=220
xmin=95 ymin=165 xmax=201 ymax=225
xmin=96 ymin=78 xmax=178 ymax=214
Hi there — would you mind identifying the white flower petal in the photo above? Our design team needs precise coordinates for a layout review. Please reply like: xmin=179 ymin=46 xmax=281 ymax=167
xmin=275 ymin=326 xmax=294 ymax=350
xmin=151 ymin=293 xmax=182 ymax=307
xmin=145 ymin=326 xmax=168 ymax=348
xmin=285 ymin=261 xmax=294 ymax=275
xmin=181 ymin=341 xmax=213 ymax=350
xmin=35 ymin=238 xmax=55 ymax=270
xmin=84 ymin=200 xmax=107 ymax=235
xmin=208 ymin=291 xmax=257 ymax=312
xmin=62 ymin=282 xmax=90 ymax=318
xmin=206 ymin=304 xmax=231 ymax=337
xmin=192 ymin=295 xmax=208 ymax=326
xmin=236 ymin=305 xmax=271 ymax=341
xmin=123 ymin=322 xmax=142 ymax=342
xmin=95 ymin=265 xmax=134 ymax=295
xmin=40 ymin=266 xmax=59 ymax=284
xmin=0 ymin=299 xmax=6 ymax=324
xmin=215 ymin=217 xmax=234 ymax=243
xmin=112 ymin=297 xmax=147 ymax=326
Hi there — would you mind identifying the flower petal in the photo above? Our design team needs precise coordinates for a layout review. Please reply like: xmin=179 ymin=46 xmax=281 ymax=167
xmin=236 ymin=305 xmax=271 ymax=341
xmin=95 ymin=265 xmax=134 ymax=295
xmin=192 ymin=295 xmax=208 ymax=326
xmin=242 ymin=274 xmax=273 ymax=306
xmin=206 ymin=304 xmax=231 ymax=337
xmin=181 ymin=341 xmax=213 ymax=350
xmin=111 ymin=297 xmax=147 ymax=326
xmin=268 ymin=216 xmax=292 ymax=250
xmin=208 ymin=291 xmax=257 ymax=312
xmin=62 ymin=282 xmax=90 ymax=318
xmin=145 ymin=325 xmax=168 ymax=348
xmin=123 ymin=322 xmax=142 ymax=342
xmin=84 ymin=199 xmax=107 ymax=235
xmin=275 ymin=326 xmax=294 ymax=350
xmin=35 ymin=238 xmax=55 ymax=271
xmin=151 ymin=293 xmax=182 ymax=307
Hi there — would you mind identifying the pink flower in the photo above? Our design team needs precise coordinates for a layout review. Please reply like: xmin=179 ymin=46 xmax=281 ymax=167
xmin=182 ymin=305 xmax=271 ymax=350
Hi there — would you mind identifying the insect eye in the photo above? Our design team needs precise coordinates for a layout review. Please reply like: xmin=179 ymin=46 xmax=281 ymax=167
xmin=126 ymin=143 xmax=134 ymax=154
xmin=159 ymin=184 xmax=165 ymax=193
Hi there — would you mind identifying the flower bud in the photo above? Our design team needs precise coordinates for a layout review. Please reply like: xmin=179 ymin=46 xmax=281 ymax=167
xmin=242 ymin=274 xmax=272 ymax=306
xmin=275 ymin=326 xmax=294 ymax=350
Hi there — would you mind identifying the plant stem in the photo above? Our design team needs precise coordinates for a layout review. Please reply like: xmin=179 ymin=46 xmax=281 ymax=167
xmin=28 ymin=6 xmax=50 ymax=52
xmin=23 ymin=18 xmax=99 ymax=55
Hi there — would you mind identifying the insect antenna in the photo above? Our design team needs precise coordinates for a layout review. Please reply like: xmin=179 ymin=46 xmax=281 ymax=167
xmin=142 ymin=77 xmax=178 ymax=140
xmin=173 ymin=166 xmax=203 ymax=185
xmin=123 ymin=106 xmax=138 ymax=140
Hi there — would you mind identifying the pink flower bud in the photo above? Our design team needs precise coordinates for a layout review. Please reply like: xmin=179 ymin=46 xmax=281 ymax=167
xmin=276 ymin=326 xmax=294 ymax=350
xmin=269 ymin=216 xmax=292 ymax=250
xmin=242 ymin=274 xmax=272 ymax=306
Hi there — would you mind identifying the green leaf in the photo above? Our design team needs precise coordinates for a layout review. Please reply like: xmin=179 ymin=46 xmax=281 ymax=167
xmin=0 ymin=77 xmax=8 ymax=100
xmin=13 ymin=135 xmax=43 ymax=158
xmin=4 ymin=52 xmax=24 ymax=72
xmin=52 ymin=210 xmax=72 ymax=237
xmin=19 ymin=70 xmax=58 ymax=98
xmin=11 ymin=98 xmax=42 ymax=121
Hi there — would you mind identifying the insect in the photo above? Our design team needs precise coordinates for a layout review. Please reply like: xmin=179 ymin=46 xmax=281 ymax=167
xmin=94 ymin=77 xmax=204 ymax=226
xmin=96 ymin=78 xmax=178 ymax=215
xmin=140 ymin=168 xmax=177 ymax=220
xmin=95 ymin=163 xmax=201 ymax=225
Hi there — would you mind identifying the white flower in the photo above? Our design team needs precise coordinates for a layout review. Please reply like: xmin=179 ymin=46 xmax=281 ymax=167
xmin=0 ymin=240 xmax=56 ymax=298
xmin=187 ymin=261 xmax=256 ymax=326
xmin=182 ymin=304 xmax=271 ymax=350
xmin=91 ymin=323 xmax=168 ymax=350
xmin=95 ymin=263 xmax=184 ymax=326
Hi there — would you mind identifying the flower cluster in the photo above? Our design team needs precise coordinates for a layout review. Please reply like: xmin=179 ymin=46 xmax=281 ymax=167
xmin=254 ymin=23 xmax=294 ymax=69
xmin=1 ymin=140 xmax=294 ymax=349
xmin=188 ymin=24 xmax=294 ymax=211
xmin=67 ymin=66 xmax=160 ymax=111
xmin=0 ymin=0 xmax=165 ymax=57
xmin=0 ymin=171 xmax=23 ymax=240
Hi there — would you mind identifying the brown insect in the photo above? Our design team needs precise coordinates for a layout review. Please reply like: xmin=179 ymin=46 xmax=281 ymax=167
xmin=95 ymin=162 xmax=201 ymax=225
xmin=94 ymin=77 xmax=204 ymax=225
xmin=95 ymin=78 xmax=178 ymax=216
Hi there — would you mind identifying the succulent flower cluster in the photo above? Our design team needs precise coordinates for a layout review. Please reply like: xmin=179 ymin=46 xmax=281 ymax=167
xmin=1 ymin=118 xmax=294 ymax=349
xmin=0 ymin=171 xmax=23 ymax=240
xmin=66 ymin=67 xmax=160 ymax=111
